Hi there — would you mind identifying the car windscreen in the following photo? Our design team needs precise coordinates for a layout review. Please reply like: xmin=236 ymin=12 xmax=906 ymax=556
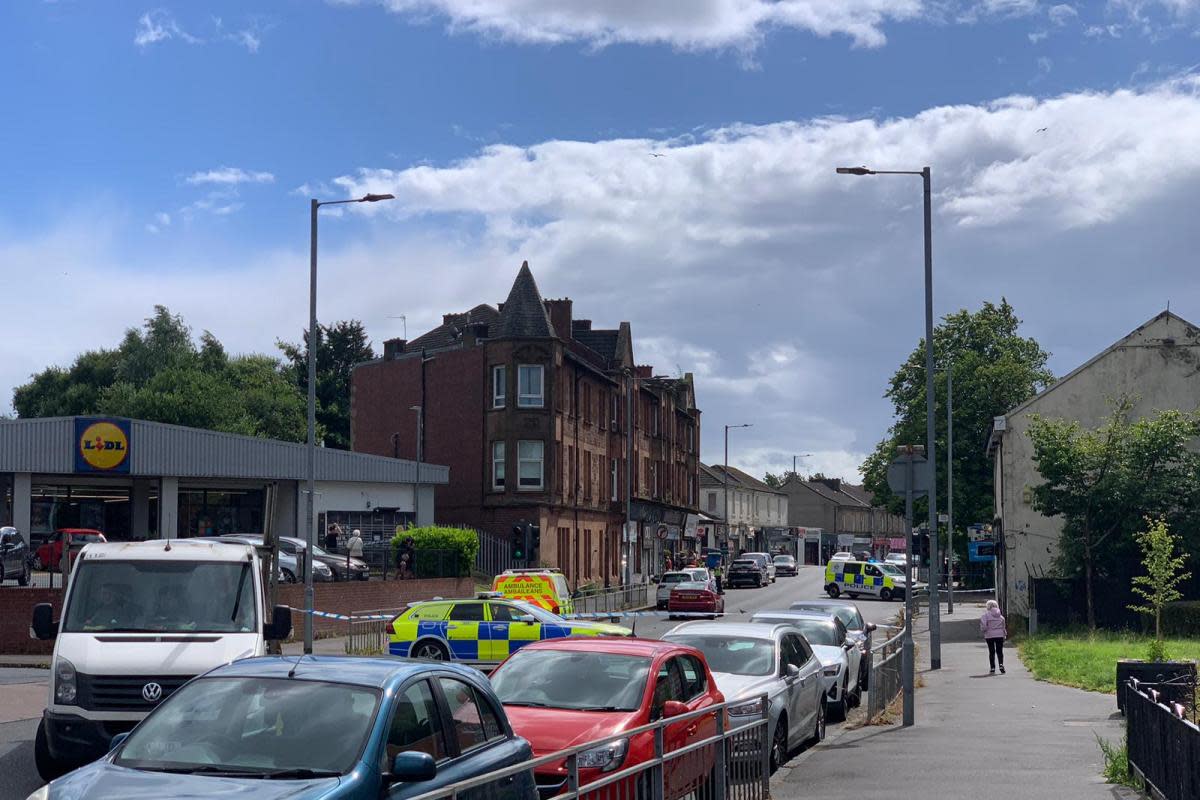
xmin=511 ymin=601 xmax=563 ymax=623
xmin=660 ymin=572 xmax=690 ymax=583
xmin=730 ymin=560 xmax=757 ymax=568
xmin=772 ymin=556 xmax=794 ymax=564
xmin=664 ymin=635 xmax=774 ymax=676
xmin=793 ymin=605 xmax=861 ymax=630
xmin=879 ymin=564 xmax=903 ymax=576
xmin=63 ymin=560 xmax=257 ymax=634
xmin=782 ymin=619 xmax=838 ymax=646
xmin=115 ymin=676 xmax=379 ymax=775
xmin=491 ymin=650 xmax=652 ymax=711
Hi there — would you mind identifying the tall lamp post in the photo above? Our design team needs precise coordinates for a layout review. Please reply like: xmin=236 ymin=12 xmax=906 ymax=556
xmin=835 ymin=165 xmax=941 ymax=669
xmin=723 ymin=424 xmax=753 ymax=555
xmin=305 ymin=192 xmax=394 ymax=654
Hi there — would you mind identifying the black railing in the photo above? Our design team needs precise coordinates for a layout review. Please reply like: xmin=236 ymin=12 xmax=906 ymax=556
xmin=1126 ymin=678 xmax=1200 ymax=800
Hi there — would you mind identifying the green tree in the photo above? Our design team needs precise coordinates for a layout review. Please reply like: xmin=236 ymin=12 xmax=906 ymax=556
xmin=1028 ymin=399 xmax=1200 ymax=631
xmin=13 ymin=306 xmax=307 ymax=442
xmin=862 ymin=300 xmax=1054 ymax=555
xmin=764 ymin=470 xmax=801 ymax=489
xmin=1128 ymin=518 xmax=1191 ymax=659
xmin=277 ymin=320 xmax=374 ymax=450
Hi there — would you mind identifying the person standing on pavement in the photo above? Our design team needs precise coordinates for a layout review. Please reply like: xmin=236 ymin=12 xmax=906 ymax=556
xmin=347 ymin=529 xmax=364 ymax=575
xmin=980 ymin=599 xmax=1008 ymax=674
xmin=325 ymin=523 xmax=341 ymax=553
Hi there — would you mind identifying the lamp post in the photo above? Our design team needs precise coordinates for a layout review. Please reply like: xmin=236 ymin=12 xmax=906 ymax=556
xmin=723 ymin=424 xmax=752 ymax=555
xmin=305 ymin=192 xmax=394 ymax=654
xmin=946 ymin=358 xmax=954 ymax=615
xmin=411 ymin=405 xmax=423 ymax=526
xmin=792 ymin=453 xmax=812 ymax=478
xmin=835 ymin=165 xmax=941 ymax=669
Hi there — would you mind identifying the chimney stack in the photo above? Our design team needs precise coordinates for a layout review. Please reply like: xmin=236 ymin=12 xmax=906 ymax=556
xmin=383 ymin=338 xmax=407 ymax=360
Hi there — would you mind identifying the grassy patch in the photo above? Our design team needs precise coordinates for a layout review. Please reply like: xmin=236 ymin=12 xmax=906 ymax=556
xmin=1095 ymin=734 xmax=1143 ymax=792
xmin=1019 ymin=631 xmax=1200 ymax=694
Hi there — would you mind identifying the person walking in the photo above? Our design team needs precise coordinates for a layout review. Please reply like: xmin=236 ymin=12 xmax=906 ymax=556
xmin=325 ymin=523 xmax=341 ymax=553
xmin=980 ymin=599 xmax=1008 ymax=674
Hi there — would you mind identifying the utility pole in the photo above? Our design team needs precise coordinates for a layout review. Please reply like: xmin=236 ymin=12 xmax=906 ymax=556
xmin=946 ymin=360 xmax=954 ymax=615
xmin=410 ymin=405 xmax=423 ymax=526
xmin=902 ymin=445 xmax=918 ymax=727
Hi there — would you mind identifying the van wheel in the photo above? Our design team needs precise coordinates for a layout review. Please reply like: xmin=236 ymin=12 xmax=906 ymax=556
xmin=825 ymin=584 xmax=840 ymax=598
xmin=412 ymin=639 xmax=449 ymax=661
xmin=880 ymin=588 xmax=894 ymax=601
xmin=35 ymin=719 xmax=69 ymax=782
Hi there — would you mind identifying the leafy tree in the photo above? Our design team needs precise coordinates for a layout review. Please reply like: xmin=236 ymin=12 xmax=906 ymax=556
xmin=278 ymin=320 xmax=374 ymax=450
xmin=862 ymin=300 xmax=1054 ymax=558
xmin=1028 ymin=399 xmax=1200 ymax=630
xmin=1128 ymin=518 xmax=1191 ymax=660
xmin=764 ymin=470 xmax=801 ymax=489
xmin=13 ymin=306 xmax=307 ymax=442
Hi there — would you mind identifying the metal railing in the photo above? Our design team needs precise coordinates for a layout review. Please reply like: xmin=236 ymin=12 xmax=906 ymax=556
xmin=1126 ymin=678 xmax=1200 ymax=800
xmin=403 ymin=695 xmax=770 ymax=800
xmin=573 ymin=583 xmax=655 ymax=618
xmin=866 ymin=625 xmax=905 ymax=722
xmin=345 ymin=608 xmax=404 ymax=655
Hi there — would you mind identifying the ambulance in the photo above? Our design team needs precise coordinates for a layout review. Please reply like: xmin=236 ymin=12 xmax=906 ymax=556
xmin=491 ymin=568 xmax=575 ymax=615
xmin=824 ymin=558 xmax=920 ymax=601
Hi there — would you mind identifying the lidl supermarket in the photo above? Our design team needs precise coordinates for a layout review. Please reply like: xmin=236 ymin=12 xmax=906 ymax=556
xmin=0 ymin=417 xmax=446 ymax=546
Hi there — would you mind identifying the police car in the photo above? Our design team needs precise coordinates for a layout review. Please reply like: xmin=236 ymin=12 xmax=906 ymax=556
xmin=824 ymin=559 xmax=921 ymax=601
xmin=389 ymin=593 xmax=632 ymax=667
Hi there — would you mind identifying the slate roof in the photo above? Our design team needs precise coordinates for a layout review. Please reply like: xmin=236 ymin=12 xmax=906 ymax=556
xmin=496 ymin=261 xmax=555 ymax=339
xmin=705 ymin=465 xmax=786 ymax=495
xmin=839 ymin=483 xmax=875 ymax=506
xmin=406 ymin=304 xmax=500 ymax=352
xmin=573 ymin=328 xmax=620 ymax=362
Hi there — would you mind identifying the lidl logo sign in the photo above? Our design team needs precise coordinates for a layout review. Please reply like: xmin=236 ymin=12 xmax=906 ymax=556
xmin=75 ymin=418 xmax=131 ymax=473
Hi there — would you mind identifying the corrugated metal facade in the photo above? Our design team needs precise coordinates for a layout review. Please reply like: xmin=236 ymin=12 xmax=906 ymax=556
xmin=0 ymin=417 xmax=448 ymax=484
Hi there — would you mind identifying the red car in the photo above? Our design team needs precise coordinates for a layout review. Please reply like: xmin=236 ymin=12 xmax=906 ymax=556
xmin=667 ymin=579 xmax=725 ymax=619
xmin=490 ymin=637 xmax=725 ymax=799
xmin=34 ymin=528 xmax=106 ymax=571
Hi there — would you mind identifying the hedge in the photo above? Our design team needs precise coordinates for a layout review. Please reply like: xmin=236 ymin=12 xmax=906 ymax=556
xmin=391 ymin=526 xmax=480 ymax=578
xmin=1162 ymin=601 xmax=1200 ymax=637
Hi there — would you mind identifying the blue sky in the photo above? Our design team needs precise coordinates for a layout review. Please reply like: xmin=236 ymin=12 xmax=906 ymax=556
xmin=4 ymin=1 xmax=1200 ymax=483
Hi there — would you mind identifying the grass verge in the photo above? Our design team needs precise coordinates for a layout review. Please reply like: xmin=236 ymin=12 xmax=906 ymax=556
xmin=1019 ymin=630 xmax=1200 ymax=694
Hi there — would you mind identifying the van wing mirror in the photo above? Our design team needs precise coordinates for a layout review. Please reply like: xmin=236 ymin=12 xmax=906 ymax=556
xmin=264 ymin=605 xmax=293 ymax=641
xmin=31 ymin=603 xmax=57 ymax=641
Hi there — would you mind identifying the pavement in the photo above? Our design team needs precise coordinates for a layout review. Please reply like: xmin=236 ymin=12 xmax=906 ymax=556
xmin=774 ymin=601 xmax=1139 ymax=800
xmin=0 ymin=668 xmax=48 ymax=800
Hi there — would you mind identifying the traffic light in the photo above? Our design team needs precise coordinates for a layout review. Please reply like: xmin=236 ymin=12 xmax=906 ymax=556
xmin=511 ymin=524 xmax=527 ymax=560
xmin=528 ymin=524 xmax=540 ymax=562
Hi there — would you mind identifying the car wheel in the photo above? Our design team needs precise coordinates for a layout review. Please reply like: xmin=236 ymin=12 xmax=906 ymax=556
xmin=18 ymin=562 xmax=31 ymax=586
xmin=281 ymin=568 xmax=297 ymax=584
xmin=0 ymin=565 xmax=5 ymax=584
xmin=847 ymin=592 xmax=858 ymax=599
xmin=33 ymin=556 xmax=44 ymax=572
xmin=826 ymin=584 xmax=840 ymax=598
xmin=770 ymin=715 xmax=789 ymax=773
xmin=828 ymin=681 xmax=848 ymax=723
xmin=880 ymin=588 xmax=894 ymax=601
xmin=35 ymin=719 xmax=70 ymax=782
xmin=812 ymin=700 xmax=826 ymax=745
xmin=412 ymin=639 xmax=450 ymax=661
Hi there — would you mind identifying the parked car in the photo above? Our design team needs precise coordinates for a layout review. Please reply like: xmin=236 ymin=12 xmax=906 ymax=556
xmin=389 ymin=595 xmax=631 ymax=668
xmin=656 ymin=571 xmax=694 ymax=608
xmin=662 ymin=622 xmax=825 ymax=772
xmin=682 ymin=566 xmax=710 ymax=581
xmin=1 ymin=527 xmax=31 ymax=586
xmin=772 ymin=555 xmax=797 ymax=577
xmin=788 ymin=599 xmax=877 ymax=689
xmin=33 ymin=529 xmax=105 ymax=572
xmin=725 ymin=557 xmax=770 ymax=588
xmin=216 ymin=534 xmax=333 ymax=583
xmin=747 ymin=610 xmax=862 ymax=722
xmin=34 ymin=655 xmax=537 ymax=800
xmin=280 ymin=535 xmax=370 ymax=581
xmin=490 ymin=637 xmax=724 ymax=798
xmin=741 ymin=553 xmax=776 ymax=583
xmin=667 ymin=579 xmax=724 ymax=619
xmin=829 ymin=551 xmax=853 ymax=561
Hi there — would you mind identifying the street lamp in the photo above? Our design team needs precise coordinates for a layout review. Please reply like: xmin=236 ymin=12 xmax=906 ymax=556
xmin=836 ymin=164 xmax=941 ymax=670
xmin=304 ymin=192 xmax=394 ymax=654
xmin=792 ymin=453 xmax=812 ymax=477
xmin=723 ymin=424 xmax=753 ymax=555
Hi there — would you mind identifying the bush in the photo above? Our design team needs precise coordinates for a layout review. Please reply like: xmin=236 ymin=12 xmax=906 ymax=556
xmin=1095 ymin=735 xmax=1137 ymax=789
xmin=1162 ymin=601 xmax=1200 ymax=637
xmin=391 ymin=526 xmax=480 ymax=578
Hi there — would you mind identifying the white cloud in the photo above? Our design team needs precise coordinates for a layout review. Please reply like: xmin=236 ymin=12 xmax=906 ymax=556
xmin=186 ymin=166 xmax=276 ymax=185
xmin=144 ymin=211 xmax=172 ymax=234
xmin=134 ymin=10 xmax=202 ymax=47
xmin=1048 ymin=3 xmax=1078 ymax=24
xmin=352 ymin=0 xmax=925 ymax=50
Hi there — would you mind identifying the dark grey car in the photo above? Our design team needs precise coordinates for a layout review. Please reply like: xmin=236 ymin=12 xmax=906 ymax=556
xmin=0 ymin=527 xmax=31 ymax=586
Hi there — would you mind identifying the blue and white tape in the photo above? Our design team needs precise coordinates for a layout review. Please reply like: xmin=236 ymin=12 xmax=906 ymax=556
xmin=284 ymin=605 xmax=724 ymax=622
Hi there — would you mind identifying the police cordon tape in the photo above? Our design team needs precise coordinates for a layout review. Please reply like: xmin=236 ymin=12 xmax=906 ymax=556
xmin=282 ymin=605 xmax=726 ymax=622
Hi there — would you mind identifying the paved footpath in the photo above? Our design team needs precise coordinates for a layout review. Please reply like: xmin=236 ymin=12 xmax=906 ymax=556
xmin=774 ymin=604 xmax=1138 ymax=800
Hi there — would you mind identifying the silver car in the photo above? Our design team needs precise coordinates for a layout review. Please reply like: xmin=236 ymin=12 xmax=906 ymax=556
xmin=741 ymin=552 xmax=777 ymax=583
xmin=215 ymin=535 xmax=333 ymax=583
xmin=789 ymin=598 xmax=877 ymax=689
xmin=656 ymin=570 xmax=694 ymax=608
xmin=662 ymin=622 xmax=825 ymax=772
xmin=749 ymin=610 xmax=862 ymax=722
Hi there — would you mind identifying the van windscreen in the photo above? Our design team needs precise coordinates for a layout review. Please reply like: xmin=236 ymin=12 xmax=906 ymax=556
xmin=63 ymin=560 xmax=257 ymax=634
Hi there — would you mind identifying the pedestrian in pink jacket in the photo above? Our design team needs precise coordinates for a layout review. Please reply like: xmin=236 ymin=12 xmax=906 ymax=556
xmin=980 ymin=599 xmax=1007 ymax=674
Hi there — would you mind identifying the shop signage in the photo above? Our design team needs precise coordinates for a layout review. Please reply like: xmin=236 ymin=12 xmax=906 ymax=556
xmin=75 ymin=417 xmax=131 ymax=474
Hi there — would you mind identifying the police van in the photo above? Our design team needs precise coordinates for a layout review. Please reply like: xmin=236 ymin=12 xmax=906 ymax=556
xmin=824 ymin=558 xmax=917 ymax=601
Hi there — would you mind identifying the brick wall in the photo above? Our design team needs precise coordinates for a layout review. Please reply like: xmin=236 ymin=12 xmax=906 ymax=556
xmin=0 ymin=588 xmax=63 ymax=655
xmin=0 ymin=578 xmax=473 ymax=654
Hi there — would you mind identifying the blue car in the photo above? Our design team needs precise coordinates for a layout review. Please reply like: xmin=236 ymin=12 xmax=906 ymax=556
xmin=30 ymin=656 xmax=537 ymax=800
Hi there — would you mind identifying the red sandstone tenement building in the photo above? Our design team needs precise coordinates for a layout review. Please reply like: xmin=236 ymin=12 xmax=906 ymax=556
xmin=351 ymin=262 xmax=701 ymax=587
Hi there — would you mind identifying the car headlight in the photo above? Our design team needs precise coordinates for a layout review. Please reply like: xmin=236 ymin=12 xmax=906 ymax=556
xmin=54 ymin=657 xmax=77 ymax=705
xmin=577 ymin=738 xmax=628 ymax=772
xmin=728 ymin=697 xmax=766 ymax=717
xmin=315 ymin=562 xmax=332 ymax=576
xmin=822 ymin=664 xmax=841 ymax=677
xmin=26 ymin=786 xmax=48 ymax=800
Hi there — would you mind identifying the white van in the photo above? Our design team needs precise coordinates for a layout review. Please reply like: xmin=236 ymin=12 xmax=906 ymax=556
xmin=30 ymin=538 xmax=292 ymax=780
